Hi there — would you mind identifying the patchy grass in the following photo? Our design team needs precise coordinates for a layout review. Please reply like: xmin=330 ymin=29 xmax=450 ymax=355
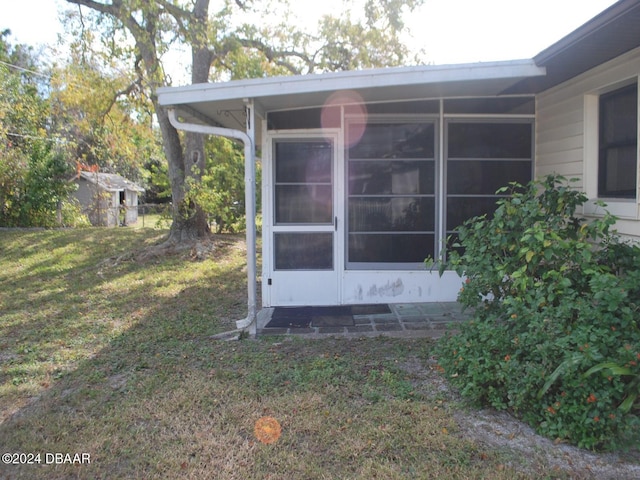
xmin=0 ymin=229 xmax=635 ymax=479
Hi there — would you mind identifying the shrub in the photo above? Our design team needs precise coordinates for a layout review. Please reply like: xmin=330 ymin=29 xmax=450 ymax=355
xmin=435 ymin=175 xmax=640 ymax=450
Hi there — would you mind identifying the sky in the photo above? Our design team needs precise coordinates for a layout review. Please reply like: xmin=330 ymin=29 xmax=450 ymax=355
xmin=0 ymin=0 xmax=620 ymax=81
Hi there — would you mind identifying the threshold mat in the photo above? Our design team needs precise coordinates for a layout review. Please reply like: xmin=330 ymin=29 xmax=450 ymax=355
xmin=264 ymin=305 xmax=390 ymax=329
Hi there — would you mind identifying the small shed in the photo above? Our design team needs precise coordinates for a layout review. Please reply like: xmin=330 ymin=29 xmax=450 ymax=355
xmin=73 ymin=172 xmax=145 ymax=227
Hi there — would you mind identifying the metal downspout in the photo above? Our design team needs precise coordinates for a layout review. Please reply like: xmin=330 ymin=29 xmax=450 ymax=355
xmin=167 ymin=108 xmax=257 ymax=334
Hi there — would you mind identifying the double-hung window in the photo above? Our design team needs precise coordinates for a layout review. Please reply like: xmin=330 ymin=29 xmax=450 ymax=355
xmin=598 ymin=83 xmax=638 ymax=199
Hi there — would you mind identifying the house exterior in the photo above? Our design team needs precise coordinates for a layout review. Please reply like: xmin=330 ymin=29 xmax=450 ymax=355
xmin=156 ymin=0 xmax=640 ymax=329
xmin=73 ymin=172 xmax=145 ymax=227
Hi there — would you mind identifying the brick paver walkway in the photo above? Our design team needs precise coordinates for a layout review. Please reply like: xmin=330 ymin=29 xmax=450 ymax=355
xmin=257 ymin=302 xmax=470 ymax=338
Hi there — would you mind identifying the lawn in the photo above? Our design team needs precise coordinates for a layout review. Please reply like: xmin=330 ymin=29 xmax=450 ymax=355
xmin=0 ymin=228 xmax=636 ymax=479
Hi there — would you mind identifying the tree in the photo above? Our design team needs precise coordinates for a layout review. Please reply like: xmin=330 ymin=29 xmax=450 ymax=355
xmin=62 ymin=0 xmax=424 ymax=244
xmin=0 ymin=31 xmax=78 ymax=227
xmin=188 ymin=135 xmax=259 ymax=234
xmin=49 ymin=45 xmax=160 ymax=182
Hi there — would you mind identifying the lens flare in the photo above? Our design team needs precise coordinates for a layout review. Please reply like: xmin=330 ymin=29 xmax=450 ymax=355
xmin=321 ymin=90 xmax=368 ymax=147
xmin=254 ymin=416 xmax=282 ymax=444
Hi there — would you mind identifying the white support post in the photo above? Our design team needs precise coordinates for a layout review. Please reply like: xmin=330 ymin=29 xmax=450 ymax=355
xmin=167 ymin=108 xmax=257 ymax=335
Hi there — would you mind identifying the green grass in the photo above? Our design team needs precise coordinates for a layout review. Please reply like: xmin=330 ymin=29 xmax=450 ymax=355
xmin=0 ymin=228 xmax=622 ymax=479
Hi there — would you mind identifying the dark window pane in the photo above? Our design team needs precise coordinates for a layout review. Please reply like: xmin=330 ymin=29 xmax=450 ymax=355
xmin=275 ymin=185 xmax=332 ymax=223
xmin=446 ymin=196 xmax=501 ymax=231
xmin=448 ymin=123 xmax=532 ymax=158
xmin=444 ymin=97 xmax=535 ymax=114
xmin=349 ymin=123 xmax=435 ymax=158
xmin=275 ymin=142 xmax=332 ymax=183
xmin=346 ymin=121 xmax=436 ymax=265
xmin=268 ymin=107 xmax=340 ymax=130
xmin=599 ymin=146 xmax=637 ymax=198
xmin=275 ymin=233 xmax=333 ymax=270
xmin=447 ymin=160 xmax=531 ymax=195
xmin=600 ymin=85 xmax=637 ymax=144
xmin=348 ymin=234 xmax=434 ymax=263
xmin=349 ymin=160 xmax=435 ymax=195
xmin=349 ymin=197 xmax=435 ymax=232
xmin=367 ymin=100 xmax=439 ymax=114
xmin=599 ymin=84 xmax=638 ymax=198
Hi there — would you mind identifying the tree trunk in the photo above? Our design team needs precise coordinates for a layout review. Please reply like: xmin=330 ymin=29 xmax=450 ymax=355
xmin=152 ymin=0 xmax=213 ymax=245
xmin=170 ymin=133 xmax=210 ymax=243
xmin=163 ymin=0 xmax=212 ymax=244
xmin=151 ymin=100 xmax=207 ymax=244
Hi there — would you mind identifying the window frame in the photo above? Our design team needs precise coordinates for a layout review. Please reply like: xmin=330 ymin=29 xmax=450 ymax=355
xmin=597 ymin=82 xmax=638 ymax=200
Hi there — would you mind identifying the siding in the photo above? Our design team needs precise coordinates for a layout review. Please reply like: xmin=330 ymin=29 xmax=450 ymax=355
xmin=535 ymin=46 xmax=640 ymax=239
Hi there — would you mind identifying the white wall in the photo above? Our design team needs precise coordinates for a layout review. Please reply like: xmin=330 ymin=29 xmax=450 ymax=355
xmin=536 ymin=47 xmax=640 ymax=239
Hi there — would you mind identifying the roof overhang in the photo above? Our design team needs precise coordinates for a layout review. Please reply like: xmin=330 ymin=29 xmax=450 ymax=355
xmin=157 ymin=0 xmax=640 ymax=135
xmin=157 ymin=59 xmax=545 ymax=134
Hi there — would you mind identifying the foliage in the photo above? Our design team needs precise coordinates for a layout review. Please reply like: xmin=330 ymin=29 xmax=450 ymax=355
xmin=62 ymin=0 xmax=426 ymax=241
xmin=313 ymin=0 xmax=424 ymax=72
xmin=0 ymin=31 xmax=147 ymax=227
xmin=0 ymin=142 xmax=79 ymax=227
xmin=0 ymin=37 xmax=80 ymax=227
xmin=435 ymin=175 xmax=640 ymax=451
xmin=184 ymin=136 xmax=262 ymax=233
xmin=49 ymin=47 xmax=161 ymax=183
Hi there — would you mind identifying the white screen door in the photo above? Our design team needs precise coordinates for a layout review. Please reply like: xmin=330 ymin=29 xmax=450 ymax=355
xmin=269 ymin=134 xmax=341 ymax=306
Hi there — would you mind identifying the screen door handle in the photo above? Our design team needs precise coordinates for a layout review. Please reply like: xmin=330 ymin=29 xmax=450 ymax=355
xmin=334 ymin=216 xmax=338 ymax=231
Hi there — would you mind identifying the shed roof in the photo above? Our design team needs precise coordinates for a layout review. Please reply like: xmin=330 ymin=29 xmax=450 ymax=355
xmin=78 ymin=172 xmax=145 ymax=193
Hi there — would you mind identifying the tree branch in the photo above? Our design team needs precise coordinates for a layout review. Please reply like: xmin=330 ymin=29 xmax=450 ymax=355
xmin=235 ymin=37 xmax=311 ymax=75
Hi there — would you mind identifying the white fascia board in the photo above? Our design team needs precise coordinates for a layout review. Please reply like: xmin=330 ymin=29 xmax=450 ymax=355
xmin=157 ymin=60 xmax=545 ymax=107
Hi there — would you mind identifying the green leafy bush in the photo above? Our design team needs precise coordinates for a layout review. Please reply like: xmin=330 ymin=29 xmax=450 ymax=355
xmin=0 ymin=143 xmax=78 ymax=228
xmin=185 ymin=136 xmax=261 ymax=233
xmin=435 ymin=175 xmax=640 ymax=450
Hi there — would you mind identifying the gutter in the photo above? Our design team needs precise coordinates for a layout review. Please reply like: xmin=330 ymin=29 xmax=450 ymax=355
xmin=167 ymin=108 xmax=257 ymax=334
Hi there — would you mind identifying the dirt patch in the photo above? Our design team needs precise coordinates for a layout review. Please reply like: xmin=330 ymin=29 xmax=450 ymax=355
xmin=96 ymin=234 xmax=243 ymax=268
xmin=409 ymin=356 xmax=640 ymax=480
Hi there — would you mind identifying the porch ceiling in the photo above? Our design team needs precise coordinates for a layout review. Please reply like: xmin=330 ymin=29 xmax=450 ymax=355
xmin=157 ymin=59 xmax=545 ymax=136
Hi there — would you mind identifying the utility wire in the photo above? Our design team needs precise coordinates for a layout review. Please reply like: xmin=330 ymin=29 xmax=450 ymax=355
xmin=6 ymin=132 xmax=62 ymax=143
xmin=0 ymin=59 xmax=52 ymax=80
xmin=0 ymin=59 xmax=100 ymax=92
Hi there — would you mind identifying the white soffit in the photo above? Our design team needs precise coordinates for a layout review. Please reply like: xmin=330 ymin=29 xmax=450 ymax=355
xmin=157 ymin=59 xmax=545 ymax=130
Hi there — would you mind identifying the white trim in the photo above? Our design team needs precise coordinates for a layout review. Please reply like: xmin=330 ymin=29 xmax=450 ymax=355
xmin=157 ymin=60 xmax=545 ymax=107
xmin=437 ymin=99 xmax=446 ymax=260
xmin=584 ymin=199 xmax=638 ymax=219
xmin=583 ymin=93 xmax=599 ymax=200
xmin=582 ymin=78 xmax=639 ymax=216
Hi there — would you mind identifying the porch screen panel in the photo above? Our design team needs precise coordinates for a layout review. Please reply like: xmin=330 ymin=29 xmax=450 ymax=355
xmin=347 ymin=121 xmax=436 ymax=267
xmin=274 ymin=232 xmax=333 ymax=270
xmin=273 ymin=140 xmax=334 ymax=270
xmin=446 ymin=121 xmax=533 ymax=250
xmin=275 ymin=141 xmax=333 ymax=224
